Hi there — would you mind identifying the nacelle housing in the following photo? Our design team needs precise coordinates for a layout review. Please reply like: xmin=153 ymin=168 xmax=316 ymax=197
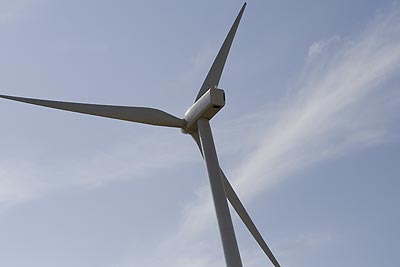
xmin=183 ymin=87 xmax=225 ymax=133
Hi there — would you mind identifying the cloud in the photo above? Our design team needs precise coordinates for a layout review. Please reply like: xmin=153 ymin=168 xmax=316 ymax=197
xmin=233 ymin=5 xmax=400 ymax=200
xmin=0 ymin=0 xmax=39 ymax=23
xmin=118 ymin=4 xmax=400 ymax=266
xmin=0 ymin=132 xmax=194 ymax=209
xmin=307 ymin=35 xmax=341 ymax=61
xmin=0 ymin=160 xmax=48 ymax=206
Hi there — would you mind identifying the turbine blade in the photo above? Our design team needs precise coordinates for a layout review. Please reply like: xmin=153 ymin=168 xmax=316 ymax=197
xmin=195 ymin=2 xmax=246 ymax=101
xmin=191 ymin=130 xmax=282 ymax=267
xmin=220 ymin=171 xmax=282 ymax=267
xmin=0 ymin=94 xmax=185 ymax=128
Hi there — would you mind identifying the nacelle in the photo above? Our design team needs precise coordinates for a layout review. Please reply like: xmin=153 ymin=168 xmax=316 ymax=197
xmin=183 ymin=87 xmax=225 ymax=133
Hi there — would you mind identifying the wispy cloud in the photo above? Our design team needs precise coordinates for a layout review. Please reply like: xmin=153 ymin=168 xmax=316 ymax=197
xmin=307 ymin=35 xmax=341 ymax=61
xmin=233 ymin=5 xmax=400 ymax=199
xmin=118 ymin=5 xmax=400 ymax=266
xmin=0 ymin=0 xmax=39 ymax=23
xmin=0 ymin=160 xmax=48 ymax=206
xmin=0 ymin=132 xmax=194 ymax=209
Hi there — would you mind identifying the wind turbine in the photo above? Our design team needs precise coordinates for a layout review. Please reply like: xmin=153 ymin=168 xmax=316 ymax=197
xmin=0 ymin=3 xmax=282 ymax=267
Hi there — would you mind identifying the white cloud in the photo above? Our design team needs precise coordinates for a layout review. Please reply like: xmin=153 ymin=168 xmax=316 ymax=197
xmin=233 ymin=5 xmax=400 ymax=200
xmin=0 ymin=132 xmax=195 ymax=209
xmin=0 ymin=0 xmax=40 ymax=23
xmin=0 ymin=160 xmax=48 ymax=205
xmin=307 ymin=36 xmax=341 ymax=61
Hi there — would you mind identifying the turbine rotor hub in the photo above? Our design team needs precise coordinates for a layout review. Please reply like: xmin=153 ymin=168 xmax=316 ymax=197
xmin=182 ymin=87 xmax=225 ymax=134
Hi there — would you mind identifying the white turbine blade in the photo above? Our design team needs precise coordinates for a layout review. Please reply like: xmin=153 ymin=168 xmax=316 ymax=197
xmin=220 ymin=170 xmax=282 ymax=267
xmin=0 ymin=94 xmax=185 ymax=128
xmin=191 ymin=131 xmax=282 ymax=267
xmin=197 ymin=119 xmax=243 ymax=266
xmin=194 ymin=3 xmax=246 ymax=101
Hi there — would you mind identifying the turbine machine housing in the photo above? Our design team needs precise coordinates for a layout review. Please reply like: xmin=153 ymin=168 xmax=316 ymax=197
xmin=183 ymin=87 xmax=225 ymax=133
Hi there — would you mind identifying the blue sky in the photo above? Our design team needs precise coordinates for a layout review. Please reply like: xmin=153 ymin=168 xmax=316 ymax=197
xmin=0 ymin=0 xmax=399 ymax=266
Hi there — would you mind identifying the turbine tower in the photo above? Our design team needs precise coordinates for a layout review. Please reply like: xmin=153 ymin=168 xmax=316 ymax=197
xmin=1 ymin=3 xmax=282 ymax=267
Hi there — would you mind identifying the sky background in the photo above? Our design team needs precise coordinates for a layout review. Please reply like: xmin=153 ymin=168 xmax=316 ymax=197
xmin=1 ymin=0 xmax=400 ymax=266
